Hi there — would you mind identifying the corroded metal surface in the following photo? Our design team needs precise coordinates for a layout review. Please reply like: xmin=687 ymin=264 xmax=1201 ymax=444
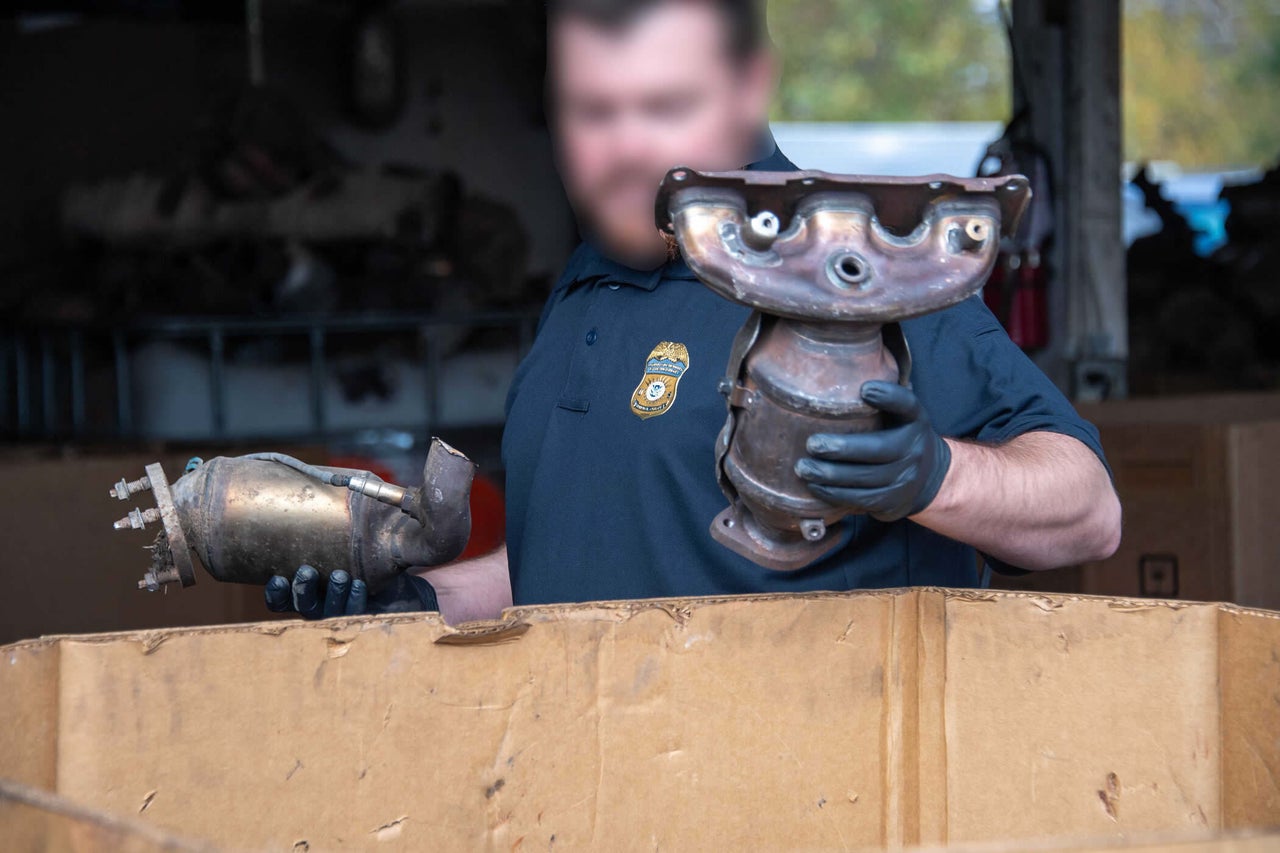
xmin=657 ymin=167 xmax=1030 ymax=570
xmin=142 ymin=462 xmax=196 ymax=590
xmin=112 ymin=438 xmax=475 ymax=594
xmin=657 ymin=168 xmax=1028 ymax=322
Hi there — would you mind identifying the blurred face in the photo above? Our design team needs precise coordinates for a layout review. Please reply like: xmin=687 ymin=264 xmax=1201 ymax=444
xmin=550 ymin=2 xmax=775 ymax=268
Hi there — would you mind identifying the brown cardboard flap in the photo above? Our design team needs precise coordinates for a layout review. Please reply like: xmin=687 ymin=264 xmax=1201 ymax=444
xmin=45 ymin=593 xmax=900 ymax=849
xmin=0 ymin=639 xmax=60 ymax=790
xmin=1 ymin=588 xmax=1278 ymax=850
xmin=1218 ymin=607 xmax=1280 ymax=826
xmin=944 ymin=595 xmax=1224 ymax=841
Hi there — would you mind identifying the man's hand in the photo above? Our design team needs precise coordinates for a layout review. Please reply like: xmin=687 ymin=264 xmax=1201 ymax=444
xmin=264 ymin=566 xmax=438 ymax=620
xmin=794 ymin=380 xmax=951 ymax=522
xmin=792 ymin=382 xmax=1122 ymax=571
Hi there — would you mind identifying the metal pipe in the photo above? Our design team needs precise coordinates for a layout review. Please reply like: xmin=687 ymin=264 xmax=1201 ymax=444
xmin=109 ymin=438 xmax=475 ymax=594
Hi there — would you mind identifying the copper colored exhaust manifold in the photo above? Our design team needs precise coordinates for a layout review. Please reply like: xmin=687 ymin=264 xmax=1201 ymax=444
xmin=656 ymin=168 xmax=1030 ymax=570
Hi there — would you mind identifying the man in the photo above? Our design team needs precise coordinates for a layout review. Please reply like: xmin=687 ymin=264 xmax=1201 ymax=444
xmin=267 ymin=0 xmax=1121 ymax=622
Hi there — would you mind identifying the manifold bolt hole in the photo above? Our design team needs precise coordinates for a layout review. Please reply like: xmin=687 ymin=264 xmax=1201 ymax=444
xmin=831 ymin=253 xmax=870 ymax=287
xmin=752 ymin=211 xmax=779 ymax=236
xmin=965 ymin=220 xmax=989 ymax=243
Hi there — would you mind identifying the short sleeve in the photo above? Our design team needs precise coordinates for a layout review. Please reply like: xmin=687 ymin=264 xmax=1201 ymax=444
xmin=903 ymin=297 xmax=1111 ymax=576
xmin=903 ymin=296 xmax=1109 ymax=477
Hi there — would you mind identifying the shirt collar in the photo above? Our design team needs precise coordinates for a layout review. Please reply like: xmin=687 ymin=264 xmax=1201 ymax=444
xmin=559 ymin=128 xmax=799 ymax=293
xmin=746 ymin=128 xmax=799 ymax=172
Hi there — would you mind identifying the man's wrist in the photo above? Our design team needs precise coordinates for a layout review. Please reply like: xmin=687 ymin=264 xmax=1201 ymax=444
xmin=904 ymin=431 xmax=951 ymax=517
xmin=911 ymin=437 xmax=966 ymax=521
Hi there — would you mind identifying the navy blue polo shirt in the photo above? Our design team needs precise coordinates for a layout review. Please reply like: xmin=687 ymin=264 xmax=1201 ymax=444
xmin=501 ymin=141 xmax=1107 ymax=605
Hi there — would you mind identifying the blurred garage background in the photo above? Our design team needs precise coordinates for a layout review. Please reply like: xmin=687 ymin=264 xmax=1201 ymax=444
xmin=2 ymin=0 xmax=1278 ymax=643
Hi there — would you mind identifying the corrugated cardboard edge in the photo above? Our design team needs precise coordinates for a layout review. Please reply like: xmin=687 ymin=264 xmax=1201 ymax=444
xmin=4 ymin=588 xmax=1277 ymax=653
xmin=0 ymin=776 xmax=214 ymax=852
xmin=1217 ymin=603 xmax=1280 ymax=827
xmin=0 ymin=637 xmax=60 ymax=791
xmin=3 ymin=587 xmax=1278 ymax=849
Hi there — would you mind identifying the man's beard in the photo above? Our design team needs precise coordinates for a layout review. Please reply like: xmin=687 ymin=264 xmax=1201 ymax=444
xmin=574 ymin=164 xmax=677 ymax=268
xmin=661 ymin=230 xmax=680 ymax=262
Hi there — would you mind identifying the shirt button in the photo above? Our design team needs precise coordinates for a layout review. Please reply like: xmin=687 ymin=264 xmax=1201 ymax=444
xmin=585 ymin=328 xmax=598 ymax=345
xmin=607 ymin=283 xmax=621 ymax=291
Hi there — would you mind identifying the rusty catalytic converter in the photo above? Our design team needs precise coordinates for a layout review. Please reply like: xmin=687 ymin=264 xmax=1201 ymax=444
xmin=108 ymin=437 xmax=476 ymax=593
xmin=656 ymin=167 xmax=1030 ymax=570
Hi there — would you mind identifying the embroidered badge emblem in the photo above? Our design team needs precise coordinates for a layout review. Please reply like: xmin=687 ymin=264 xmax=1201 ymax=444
xmin=630 ymin=341 xmax=690 ymax=420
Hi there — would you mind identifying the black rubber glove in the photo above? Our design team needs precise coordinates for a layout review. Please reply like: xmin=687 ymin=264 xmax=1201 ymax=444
xmin=264 ymin=566 xmax=439 ymax=619
xmin=794 ymin=380 xmax=952 ymax=522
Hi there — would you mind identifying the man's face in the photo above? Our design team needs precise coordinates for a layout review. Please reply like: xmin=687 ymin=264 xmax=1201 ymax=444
xmin=550 ymin=3 xmax=775 ymax=268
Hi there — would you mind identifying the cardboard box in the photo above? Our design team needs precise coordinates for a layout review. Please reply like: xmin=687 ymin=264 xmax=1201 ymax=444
xmin=2 ymin=588 xmax=1278 ymax=850
xmin=1 ymin=780 xmax=1275 ymax=853
xmin=1 ymin=777 xmax=211 ymax=852
xmin=1072 ymin=394 xmax=1280 ymax=610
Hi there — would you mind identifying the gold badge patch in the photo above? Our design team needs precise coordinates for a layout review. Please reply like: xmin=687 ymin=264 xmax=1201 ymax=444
xmin=630 ymin=341 xmax=690 ymax=420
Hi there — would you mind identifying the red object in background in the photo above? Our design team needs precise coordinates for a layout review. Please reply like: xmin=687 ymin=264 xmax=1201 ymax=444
xmin=983 ymin=250 xmax=1048 ymax=351
xmin=458 ymin=474 xmax=505 ymax=559
xmin=328 ymin=455 xmax=506 ymax=561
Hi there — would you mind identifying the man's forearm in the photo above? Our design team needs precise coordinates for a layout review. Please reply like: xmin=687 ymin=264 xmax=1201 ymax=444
xmin=911 ymin=431 xmax=1121 ymax=571
xmin=414 ymin=545 xmax=512 ymax=624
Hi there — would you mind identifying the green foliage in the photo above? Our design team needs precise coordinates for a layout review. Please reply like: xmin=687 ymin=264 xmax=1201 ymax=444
xmin=768 ymin=0 xmax=1012 ymax=122
xmin=1123 ymin=0 xmax=1280 ymax=169
xmin=770 ymin=0 xmax=1280 ymax=169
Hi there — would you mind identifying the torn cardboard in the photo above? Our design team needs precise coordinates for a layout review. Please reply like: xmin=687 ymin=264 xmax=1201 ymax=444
xmin=1 ymin=588 xmax=1278 ymax=850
